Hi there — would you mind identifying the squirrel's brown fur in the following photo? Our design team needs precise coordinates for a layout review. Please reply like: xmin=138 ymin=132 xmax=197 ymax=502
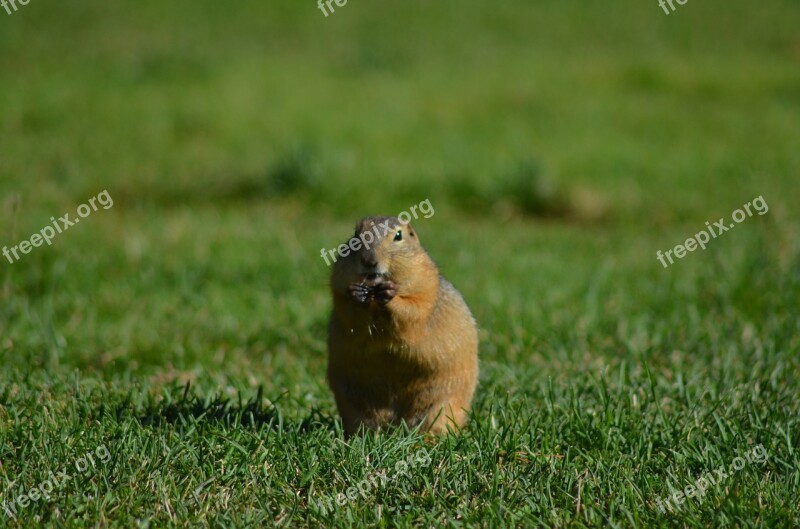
xmin=327 ymin=216 xmax=479 ymax=436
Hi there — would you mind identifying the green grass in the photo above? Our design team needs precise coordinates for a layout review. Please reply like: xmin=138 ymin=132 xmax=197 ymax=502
xmin=1 ymin=0 xmax=799 ymax=527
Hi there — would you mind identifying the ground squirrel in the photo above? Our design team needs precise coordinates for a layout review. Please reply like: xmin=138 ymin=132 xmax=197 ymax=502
xmin=327 ymin=216 xmax=479 ymax=436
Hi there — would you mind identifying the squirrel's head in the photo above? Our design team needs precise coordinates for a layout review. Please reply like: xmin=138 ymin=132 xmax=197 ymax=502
xmin=352 ymin=216 xmax=420 ymax=278
xmin=331 ymin=216 xmax=438 ymax=303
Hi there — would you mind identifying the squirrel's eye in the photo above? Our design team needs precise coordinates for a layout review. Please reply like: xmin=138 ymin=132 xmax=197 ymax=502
xmin=394 ymin=230 xmax=403 ymax=241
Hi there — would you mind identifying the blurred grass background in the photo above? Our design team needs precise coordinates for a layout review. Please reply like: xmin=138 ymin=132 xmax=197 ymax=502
xmin=0 ymin=0 xmax=799 ymax=527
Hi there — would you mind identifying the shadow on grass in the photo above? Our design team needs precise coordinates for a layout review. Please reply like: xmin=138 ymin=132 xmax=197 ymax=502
xmin=101 ymin=383 xmax=338 ymax=434
xmin=101 ymin=147 xmax=610 ymax=223
xmin=110 ymin=142 xmax=327 ymax=209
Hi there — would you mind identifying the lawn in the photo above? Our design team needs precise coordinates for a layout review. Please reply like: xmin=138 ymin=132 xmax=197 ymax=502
xmin=1 ymin=0 xmax=799 ymax=527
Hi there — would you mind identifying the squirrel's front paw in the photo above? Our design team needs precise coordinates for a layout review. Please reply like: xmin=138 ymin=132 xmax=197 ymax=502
xmin=374 ymin=281 xmax=397 ymax=304
xmin=349 ymin=283 xmax=373 ymax=304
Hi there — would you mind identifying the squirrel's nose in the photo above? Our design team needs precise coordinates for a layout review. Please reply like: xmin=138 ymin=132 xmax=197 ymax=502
xmin=360 ymin=253 xmax=378 ymax=268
